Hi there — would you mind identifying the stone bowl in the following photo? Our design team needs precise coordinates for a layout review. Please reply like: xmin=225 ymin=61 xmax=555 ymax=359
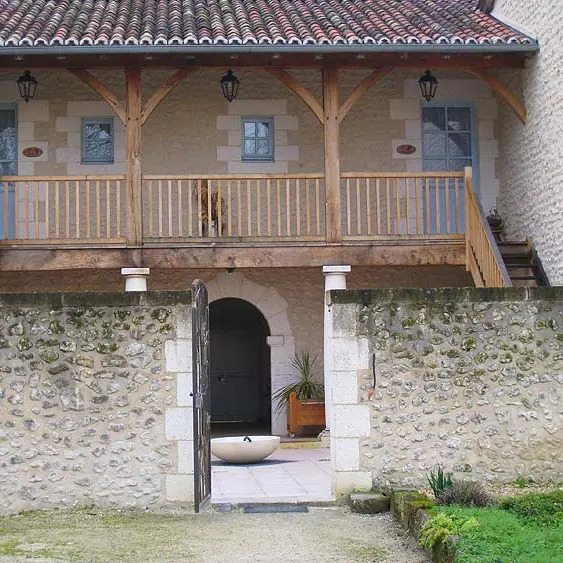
xmin=211 ymin=436 xmax=280 ymax=464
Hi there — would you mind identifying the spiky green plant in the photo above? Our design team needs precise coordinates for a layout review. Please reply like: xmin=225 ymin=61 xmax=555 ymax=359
xmin=428 ymin=465 xmax=454 ymax=499
xmin=271 ymin=349 xmax=324 ymax=411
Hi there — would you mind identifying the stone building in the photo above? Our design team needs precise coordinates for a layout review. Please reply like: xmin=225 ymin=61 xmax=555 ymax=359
xmin=0 ymin=0 xmax=536 ymax=436
xmin=0 ymin=0 xmax=554 ymax=512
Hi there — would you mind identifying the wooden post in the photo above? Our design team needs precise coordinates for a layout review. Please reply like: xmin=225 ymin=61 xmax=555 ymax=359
xmin=126 ymin=68 xmax=143 ymax=246
xmin=323 ymin=67 xmax=341 ymax=243
xmin=464 ymin=166 xmax=472 ymax=272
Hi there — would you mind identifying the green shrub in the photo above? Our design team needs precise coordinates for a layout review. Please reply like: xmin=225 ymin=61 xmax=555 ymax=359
xmin=500 ymin=490 xmax=563 ymax=527
xmin=437 ymin=480 xmax=493 ymax=507
xmin=512 ymin=476 xmax=536 ymax=488
xmin=427 ymin=465 xmax=453 ymax=499
xmin=419 ymin=512 xmax=480 ymax=550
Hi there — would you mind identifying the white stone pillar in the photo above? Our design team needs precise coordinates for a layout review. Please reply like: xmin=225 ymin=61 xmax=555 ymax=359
xmin=322 ymin=265 xmax=351 ymax=439
xmin=121 ymin=267 xmax=150 ymax=292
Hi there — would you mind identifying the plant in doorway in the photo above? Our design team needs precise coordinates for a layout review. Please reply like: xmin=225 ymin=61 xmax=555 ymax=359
xmin=272 ymin=349 xmax=325 ymax=438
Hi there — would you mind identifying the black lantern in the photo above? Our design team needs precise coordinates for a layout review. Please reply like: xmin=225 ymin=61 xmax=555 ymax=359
xmin=220 ymin=69 xmax=240 ymax=103
xmin=17 ymin=70 xmax=37 ymax=103
xmin=418 ymin=69 xmax=438 ymax=102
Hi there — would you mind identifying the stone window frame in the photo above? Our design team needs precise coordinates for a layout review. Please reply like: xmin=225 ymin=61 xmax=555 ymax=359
xmin=241 ymin=116 xmax=275 ymax=162
xmin=81 ymin=117 xmax=115 ymax=164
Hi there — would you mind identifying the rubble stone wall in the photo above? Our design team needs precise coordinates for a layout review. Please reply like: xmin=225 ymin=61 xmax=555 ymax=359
xmin=329 ymin=288 xmax=563 ymax=494
xmin=0 ymin=292 xmax=193 ymax=515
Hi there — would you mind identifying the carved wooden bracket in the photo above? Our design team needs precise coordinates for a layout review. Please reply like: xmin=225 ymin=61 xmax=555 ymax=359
xmin=465 ymin=68 xmax=527 ymax=124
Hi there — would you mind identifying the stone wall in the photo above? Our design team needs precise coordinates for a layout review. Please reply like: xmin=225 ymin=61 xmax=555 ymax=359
xmin=492 ymin=1 xmax=563 ymax=284
xmin=328 ymin=287 xmax=563 ymax=496
xmin=0 ymin=291 xmax=193 ymax=515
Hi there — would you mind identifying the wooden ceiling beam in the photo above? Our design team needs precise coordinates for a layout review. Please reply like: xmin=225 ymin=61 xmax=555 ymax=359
xmin=0 ymin=51 xmax=525 ymax=70
xmin=67 ymin=69 xmax=127 ymax=125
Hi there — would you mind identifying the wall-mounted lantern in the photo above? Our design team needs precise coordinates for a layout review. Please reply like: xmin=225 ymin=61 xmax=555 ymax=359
xmin=220 ymin=69 xmax=240 ymax=103
xmin=418 ymin=69 xmax=438 ymax=102
xmin=17 ymin=70 xmax=37 ymax=103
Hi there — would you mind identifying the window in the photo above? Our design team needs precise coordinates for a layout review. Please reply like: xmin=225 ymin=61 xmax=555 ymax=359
xmin=421 ymin=105 xmax=474 ymax=172
xmin=82 ymin=118 xmax=114 ymax=164
xmin=241 ymin=117 xmax=274 ymax=162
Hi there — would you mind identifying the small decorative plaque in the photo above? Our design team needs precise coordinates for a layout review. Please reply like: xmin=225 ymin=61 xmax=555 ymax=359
xmin=396 ymin=144 xmax=417 ymax=155
xmin=22 ymin=146 xmax=43 ymax=158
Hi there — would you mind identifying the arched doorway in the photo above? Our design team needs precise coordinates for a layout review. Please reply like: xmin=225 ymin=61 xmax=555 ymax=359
xmin=210 ymin=298 xmax=271 ymax=435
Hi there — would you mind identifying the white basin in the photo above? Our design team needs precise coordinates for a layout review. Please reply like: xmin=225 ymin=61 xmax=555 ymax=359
xmin=211 ymin=435 xmax=280 ymax=464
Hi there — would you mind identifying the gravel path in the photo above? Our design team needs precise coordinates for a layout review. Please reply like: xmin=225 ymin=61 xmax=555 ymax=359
xmin=0 ymin=506 xmax=429 ymax=563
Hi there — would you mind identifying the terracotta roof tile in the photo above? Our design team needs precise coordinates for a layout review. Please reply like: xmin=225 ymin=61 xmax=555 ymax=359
xmin=0 ymin=0 xmax=534 ymax=48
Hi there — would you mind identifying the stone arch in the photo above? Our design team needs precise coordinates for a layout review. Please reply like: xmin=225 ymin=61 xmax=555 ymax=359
xmin=206 ymin=271 xmax=294 ymax=435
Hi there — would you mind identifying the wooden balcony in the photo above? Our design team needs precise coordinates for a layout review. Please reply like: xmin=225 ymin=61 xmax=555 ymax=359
xmin=0 ymin=169 xmax=510 ymax=286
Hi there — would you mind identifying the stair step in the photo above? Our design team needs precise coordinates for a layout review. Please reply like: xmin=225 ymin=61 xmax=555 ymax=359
xmin=505 ymin=263 xmax=537 ymax=269
xmin=500 ymin=253 xmax=533 ymax=261
xmin=512 ymin=279 xmax=541 ymax=287
xmin=498 ymin=240 xmax=529 ymax=246
xmin=510 ymin=276 xmax=538 ymax=281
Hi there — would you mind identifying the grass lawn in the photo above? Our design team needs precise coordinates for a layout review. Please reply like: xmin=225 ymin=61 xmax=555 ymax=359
xmin=436 ymin=505 xmax=563 ymax=563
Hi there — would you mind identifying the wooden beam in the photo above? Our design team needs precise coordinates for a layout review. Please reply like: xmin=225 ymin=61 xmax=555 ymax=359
xmin=465 ymin=68 xmax=526 ymax=123
xmin=267 ymin=69 xmax=324 ymax=123
xmin=323 ymin=66 xmax=342 ymax=244
xmin=68 ymin=69 xmax=126 ymax=125
xmin=141 ymin=68 xmax=192 ymax=126
xmin=339 ymin=67 xmax=393 ymax=121
xmin=125 ymin=68 xmax=143 ymax=247
xmin=467 ymin=248 xmax=485 ymax=287
xmin=0 ymin=242 xmax=466 ymax=271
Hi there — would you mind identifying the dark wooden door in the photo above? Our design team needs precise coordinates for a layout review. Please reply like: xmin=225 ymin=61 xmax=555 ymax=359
xmin=210 ymin=327 xmax=260 ymax=422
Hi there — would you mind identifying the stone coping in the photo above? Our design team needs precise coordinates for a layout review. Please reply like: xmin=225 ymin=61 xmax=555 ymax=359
xmin=329 ymin=286 xmax=563 ymax=305
xmin=0 ymin=290 xmax=192 ymax=308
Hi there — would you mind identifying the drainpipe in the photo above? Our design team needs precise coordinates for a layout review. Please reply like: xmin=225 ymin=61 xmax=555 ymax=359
xmin=321 ymin=265 xmax=351 ymax=445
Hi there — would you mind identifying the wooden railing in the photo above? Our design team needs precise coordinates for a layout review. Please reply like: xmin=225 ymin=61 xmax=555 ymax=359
xmin=0 ymin=175 xmax=126 ymax=244
xmin=341 ymin=172 xmax=465 ymax=239
xmin=464 ymin=167 xmax=512 ymax=287
xmin=142 ymin=174 xmax=326 ymax=242
xmin=0 ymin=172 xmax=475 ymax=250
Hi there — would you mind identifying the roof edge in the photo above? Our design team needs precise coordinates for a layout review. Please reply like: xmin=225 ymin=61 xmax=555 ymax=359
xmin=0 ymin=43 xmax=539 ymax=57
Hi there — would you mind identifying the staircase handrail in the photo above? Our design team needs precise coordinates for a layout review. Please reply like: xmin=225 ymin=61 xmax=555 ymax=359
xmin=464 ymin=167 xmax=512 ymax=287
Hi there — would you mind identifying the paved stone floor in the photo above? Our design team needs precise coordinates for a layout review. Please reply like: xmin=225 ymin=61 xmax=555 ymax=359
xmin=211 ymin=446 xmax=333 ymax=504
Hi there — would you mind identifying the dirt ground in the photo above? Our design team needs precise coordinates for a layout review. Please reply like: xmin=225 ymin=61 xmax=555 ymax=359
xmin=0 ymin=506 xmax=429 ymax=563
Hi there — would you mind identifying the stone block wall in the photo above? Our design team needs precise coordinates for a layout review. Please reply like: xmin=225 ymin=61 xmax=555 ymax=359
xmin=0 ymin=291 xmax=193 ymax=515
xmin=328 ymin=287 xmax=563 ymax=495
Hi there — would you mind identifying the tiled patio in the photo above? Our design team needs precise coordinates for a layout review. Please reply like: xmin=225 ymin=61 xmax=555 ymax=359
xmin=211 ymin=446 xmax=333 ymax=505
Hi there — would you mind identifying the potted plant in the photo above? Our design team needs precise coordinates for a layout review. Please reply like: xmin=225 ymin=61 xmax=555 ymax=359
xmin=196 ymin=179 xmax=226 ymax=237
xmin=272 ymin=349 xmax=325 ymax=437
xmin=486 ymin=207 xmax=504 ymax=241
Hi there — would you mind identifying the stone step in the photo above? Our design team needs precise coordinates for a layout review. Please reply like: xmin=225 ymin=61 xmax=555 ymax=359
xmin=349 ymin=492 xmax=390 ymax=514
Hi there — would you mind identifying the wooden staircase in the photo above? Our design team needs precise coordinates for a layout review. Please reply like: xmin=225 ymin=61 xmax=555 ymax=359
xmin=496 ymin=239 xmax=550 ymax=287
